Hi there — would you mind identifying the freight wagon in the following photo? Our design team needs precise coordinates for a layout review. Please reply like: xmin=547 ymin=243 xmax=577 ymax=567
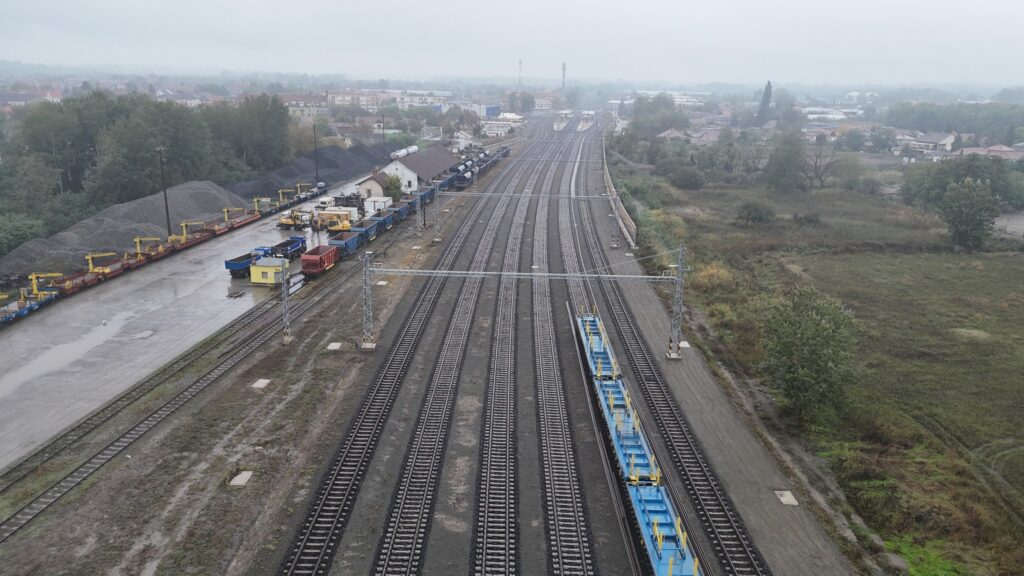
xmin=300 ymin=245 xmax=340 ymax=277
xmin=386 ymin=202 xmax=410 ymax=222
xmin=271 ymin=236 xmax=307 ymax=260
xmin=327 ymin=230 xmax=363 ymax=257
xmin=349 ymin=220 xmax=379 ymax=243
xmin=573 ymin=313 xmax=701 ymax=576
xmin=224 ymin=247 xmax=272 ymax=278
xmin=367 ymin=210 xmax=395 ymax=231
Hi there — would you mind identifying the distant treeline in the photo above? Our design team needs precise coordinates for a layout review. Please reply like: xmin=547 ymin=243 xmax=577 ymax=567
xmin=886 ymin=102 xmax=1024 ymax=145
xmin=0 ymin=91 xmax=292 ymax=256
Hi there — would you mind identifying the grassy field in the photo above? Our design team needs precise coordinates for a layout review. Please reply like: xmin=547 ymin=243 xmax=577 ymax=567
xmin=610 ymin=157 xmax=1024 ymax=575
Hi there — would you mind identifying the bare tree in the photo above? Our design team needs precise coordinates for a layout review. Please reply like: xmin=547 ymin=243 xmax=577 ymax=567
xmin=805 ymin=145 xmax=840 ymax=188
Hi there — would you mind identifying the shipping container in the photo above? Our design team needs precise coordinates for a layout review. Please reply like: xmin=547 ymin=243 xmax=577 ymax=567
xmin=364 ymin=196 xmax=393 ymax=215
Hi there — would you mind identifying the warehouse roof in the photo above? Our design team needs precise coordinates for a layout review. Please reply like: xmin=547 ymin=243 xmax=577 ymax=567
xmin=396 ymin=146 xmax=457 ymax=183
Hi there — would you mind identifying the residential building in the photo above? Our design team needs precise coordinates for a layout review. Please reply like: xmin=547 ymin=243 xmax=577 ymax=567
xmin=356 ymin=172 xmax=391 ymax=198
xmin=657 ymin=128 xmax=688 ymax=141
xmin=910 ymin=132 xmax=956 ymax=152
xmin=389 ymin=146 xmax=458 ymax=190
xmin=955 ymin=145 xmax=1024 ymax=162
xmin=381 ymin=160 xmax=419 ymax=194
xmin=483 ymin=121 xmax=513 ymax=137
xmin=281 ymin=93 xmax=329 ymax=118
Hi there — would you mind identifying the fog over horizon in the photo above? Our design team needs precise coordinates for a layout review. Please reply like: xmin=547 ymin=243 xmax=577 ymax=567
xmin=2 ymin=0 xmax=1023 ymax=87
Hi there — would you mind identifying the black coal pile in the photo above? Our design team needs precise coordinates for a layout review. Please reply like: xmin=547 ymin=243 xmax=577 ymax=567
xmin=228 ymin=142 xmax=401 ymax=199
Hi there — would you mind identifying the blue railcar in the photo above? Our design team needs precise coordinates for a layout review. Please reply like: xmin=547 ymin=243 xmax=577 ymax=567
xmin=367 ymin=210 xmax=394 ymax=231
xmin=386 ymin=202 xmax=410 ymax=222
xmin=328 ymin=230 xmax=363 ymax=256
xmin=350 ymin=219 xmax=379 ymax=243
xmin=271 ymin=236 xmax=307 ymax=260
xmin=224 ymin=246 xmax=272 ymax=277
xmin=574 ymin=313 xmax=702 ymax=576
xmin=418 ymin=186 xmax=436 ymax=204
xmin=454 ymin=169 xmax=475 ymax=189
xmin=400 ymin=195 xmax=419 ymax=213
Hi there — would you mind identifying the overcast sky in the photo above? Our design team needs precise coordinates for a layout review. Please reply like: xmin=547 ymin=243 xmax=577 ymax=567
xmin=2 ymin=0 xmax=1022 ymax=86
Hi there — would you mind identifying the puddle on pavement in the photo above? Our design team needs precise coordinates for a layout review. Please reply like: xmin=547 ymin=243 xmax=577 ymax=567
xmin=0 ymin=311 xmax=133 ymax=395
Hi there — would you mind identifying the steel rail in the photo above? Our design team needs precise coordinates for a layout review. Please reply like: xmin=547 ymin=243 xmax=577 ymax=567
xmin=281 ymin=134 xmax=545 ymax=576
xmin=373 ymin=133 xmax=561 ymax=576
xmin=530 ymin=132 xmax=599 ymax=575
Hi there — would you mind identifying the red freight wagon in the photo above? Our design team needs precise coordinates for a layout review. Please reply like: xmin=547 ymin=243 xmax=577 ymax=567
xmin=300 ymin=245 xmax=340 ymax=277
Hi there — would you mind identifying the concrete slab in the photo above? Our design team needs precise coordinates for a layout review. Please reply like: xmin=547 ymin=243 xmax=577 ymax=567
xmin=229 ymin=470 xmax=254 ymax=486
xmin=326 ymin=342 xmax=342 ymax=351
xmin=251 ymin=379 xmax=270 ymax=389
xmin=0 ymin=175 xmax=370 ymax=472
xmin=775 ymin=490 xmax=799 ymax=506
xmin=375 ymin=280 xmax=389 ymax=286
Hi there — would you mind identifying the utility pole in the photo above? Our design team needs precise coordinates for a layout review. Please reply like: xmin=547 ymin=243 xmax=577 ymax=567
xmin=610 ymin=212 xmax=620 ymax=249
xmin=156 ymin=146 xmax=171 ymax=238
xmin=360 ymin=251 xmax=376 ymax=350
xmin=667 ymin=243 xmax=687 ymax=359
xmin=281 ymin=269 xmax=293 ymax=345
xmin=313 ymin=122 xmax=320 ymax=185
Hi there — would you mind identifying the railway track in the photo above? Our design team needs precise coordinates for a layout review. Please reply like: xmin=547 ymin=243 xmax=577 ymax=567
xmin=528 ymin=132 xmax=598 ymax=576
xmin=574 ymin=135 xmax=770 ymax=576
xmin=374 ymin=135 xmax=562 ymax=576
xmin=281 ymin=135 xmax=544 ymax=576
xmin=0 ymin=219 xmax=411 ymax=545
xmin=470 ymin=133 xmax=575 ymax=575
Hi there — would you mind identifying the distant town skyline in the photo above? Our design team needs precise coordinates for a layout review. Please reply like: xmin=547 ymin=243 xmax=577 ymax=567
xmin=3 ymin=0 xmax=1024 ymax=86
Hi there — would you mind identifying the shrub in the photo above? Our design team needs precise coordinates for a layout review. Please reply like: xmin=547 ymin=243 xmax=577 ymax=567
xmin=666 ymin=165 xmax=705 ymax=190
xmin=761 ymin=286 xmax=857 ymax=420
xmin=736 ymin=201 xmax=775 ymax=225
xmin=690 ymin=262 xmax=735 ymax=292
xmin=792 ymin=212 xmax=823 ymax=227
xmin=0 ymin=214 xmax=46 ymax=257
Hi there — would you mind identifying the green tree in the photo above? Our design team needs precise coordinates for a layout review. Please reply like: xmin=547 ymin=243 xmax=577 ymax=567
xmin=939 ymin=178 xmax=999 ymax=251
xmin=762 ymin=286 xmax=857 ymax=419
xmin=902 ymin=154 xmax=1022 ymax=209
xmin=762 ymin=131 xmax=809 ymax=192
xmin=13 ymin=154 xmax=60 ymax=212
xmin=383 ymin=174 xmax=403 ymax=200
xmin=836 ymin=130 xmax=865 ymax=152
xmin=0 ymin=214 xmax=46 ymax=255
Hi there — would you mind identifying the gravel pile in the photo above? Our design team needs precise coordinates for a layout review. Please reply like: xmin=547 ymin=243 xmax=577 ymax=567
xmin=228 ymin=142 xmax=399 ymax=199
xmin=0 ymin=181 xmax=246 ymax=276
xmin=0 ymin=142 xmax=398 ymax=278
